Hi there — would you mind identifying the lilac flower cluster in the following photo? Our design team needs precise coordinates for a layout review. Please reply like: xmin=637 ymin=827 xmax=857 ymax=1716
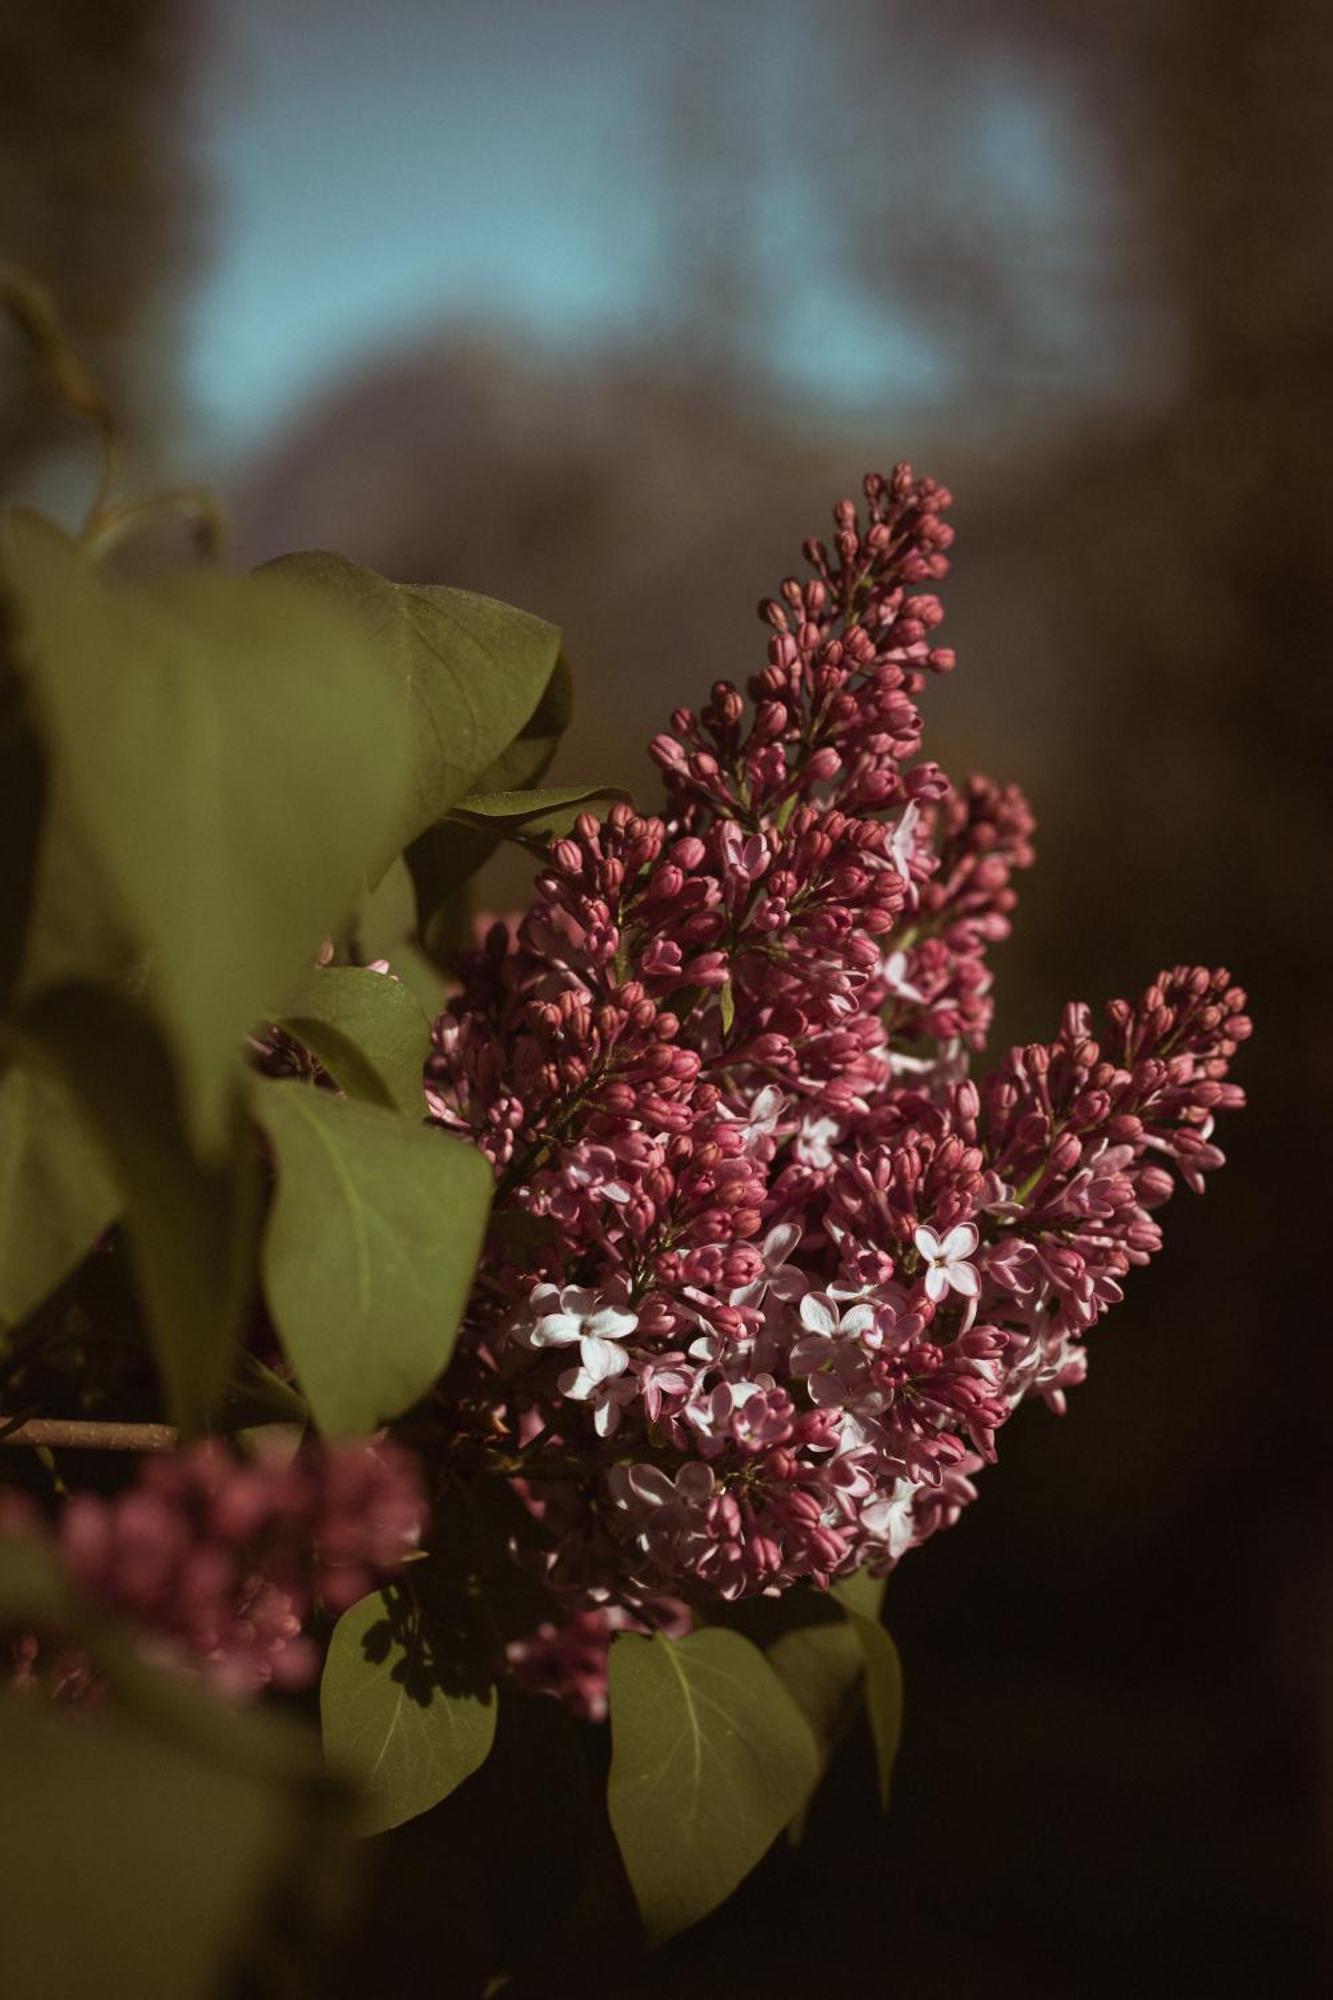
xmin=1 ymin=1437 xmax=426 ymax=1698
xmin=429 ymin=466 xmax=1250 ymax=1621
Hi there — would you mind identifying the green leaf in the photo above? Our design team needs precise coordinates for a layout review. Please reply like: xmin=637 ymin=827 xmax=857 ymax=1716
xmin=719 ymin=978 xmax=736 ymax=1036
xmin=402 ymin=650 xmax=576 ymax=962
xmin=766 ymin=1617 xmax=865 ymax=1754
xmin=219 ymin=1352 xmax=309 ymax=1434
xmin=831 ymin=1564 xmax=888 ymax=1621
xmin=607 ymin=1627 xmax=820 ymax=1946
xmin=843 ymin=1607 xmax=904 ymax=1810
xmin=275 ymin=966 xmax=431 ymax=1116
xmin=764 ymin=1610 xmax=865 ymax=1846
xmin=257 ymin=551 xmax=562 ymax=873
xmin=20 ymin=985 xmax=261 ymax=1433
xmin=404 ymin=819 xmax=499 ymax=968
xmin=0 ymin=1060 xmax=119 ymax=1328
xmin=470 ymin=647 xmax=572 ymax=795
xmin=447 ymin=785 xmax=630 ymax=837
xmin=2 ymin=512 xmax=414 ymax=1153
xmin=321 ymin=1585 xmax=497 ymax=1835
xmin=254 ymin=1080 xmax=492 ymax=1437
xmin=829 ymin=1571 xmax=902 ymax=1808
xmin=352 ymin=856 xmax=446 ymax=1018
xmin=0 ymin=1698 xmax=331 ymax=1998
xmin=0 ymin=1539 xmax=354 ymax=1999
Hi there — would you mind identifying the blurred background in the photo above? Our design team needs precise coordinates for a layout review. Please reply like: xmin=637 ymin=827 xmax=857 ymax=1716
xmin=3 ymin=0 xmax=1329 ymax=1990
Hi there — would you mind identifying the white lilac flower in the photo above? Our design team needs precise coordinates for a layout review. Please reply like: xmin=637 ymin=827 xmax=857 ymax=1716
xmin=791 ymin=1290 xmax=881 ymax=1358
xmin=795 ymin=1112 xmax=841 ymax=1171
xmin=913 ymin=1223 xmax=981 ymax=1305
xmin=525 ymin=1284 xmax=639 ymax=1401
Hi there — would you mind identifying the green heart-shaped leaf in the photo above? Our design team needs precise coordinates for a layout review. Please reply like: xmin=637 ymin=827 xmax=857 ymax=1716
xmin=767 ymin=1616 xmax=865 ymax=1756
xmin=607 ymin=1627 xmax=819 ymax=1946
xmin=254 ymin=1080 xmax=491 ymax=1438
xmin=321 ymin=1585 xmax=497 ymax=1835
xmin=257 ymin=552 xmax=562 ymax=875
xmin=830 ymin=1564 xmax=887 ymax=1621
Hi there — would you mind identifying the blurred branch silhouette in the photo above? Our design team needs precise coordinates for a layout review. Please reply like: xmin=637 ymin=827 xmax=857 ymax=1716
xmin=0 ymin=0 xmax=203 ymax=492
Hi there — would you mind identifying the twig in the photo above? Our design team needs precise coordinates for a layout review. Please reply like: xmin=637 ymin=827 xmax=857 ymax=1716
xmin=0 ymin=1416 xmax=178 ymax=1453
xmin=0 ymin=266 xmax=120 ymax=525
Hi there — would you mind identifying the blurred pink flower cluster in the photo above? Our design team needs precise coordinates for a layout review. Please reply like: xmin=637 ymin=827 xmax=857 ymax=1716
xmin=2 ymin=1437 xmax=426 ymax=1698
xmin=429 ymin=466 xmax=1250 ymax=1618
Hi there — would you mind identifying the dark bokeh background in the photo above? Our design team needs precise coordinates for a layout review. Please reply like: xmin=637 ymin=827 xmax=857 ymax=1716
xmin=4 ymin=1 xmax=1329 ymax=1991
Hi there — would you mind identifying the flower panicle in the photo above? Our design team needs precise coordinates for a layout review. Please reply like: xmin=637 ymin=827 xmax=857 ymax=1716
xmin=422 ymin=464 xmax=1249 ymax=1697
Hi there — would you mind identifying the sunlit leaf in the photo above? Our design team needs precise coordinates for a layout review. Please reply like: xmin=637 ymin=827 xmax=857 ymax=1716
xmin=275 ymin=966 xmax=431 ymax=1116
xmin=2 ymin=512 xmax=413 ymax=1153
xmin=0 ymin=1698 xmax=319 ymax=2000
xmin=321 ymin=1585 xmax=497 ymax=1835
xmin=607 ymin=1627 xmax=819 ymax=1946
xmin=258 ymin=551 xmax=562 ymax=874
xmin=0 ymin=1061 xmax=118 ymax=1328
xmin=254 ymin=1080 xmax=492 ymax=1438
